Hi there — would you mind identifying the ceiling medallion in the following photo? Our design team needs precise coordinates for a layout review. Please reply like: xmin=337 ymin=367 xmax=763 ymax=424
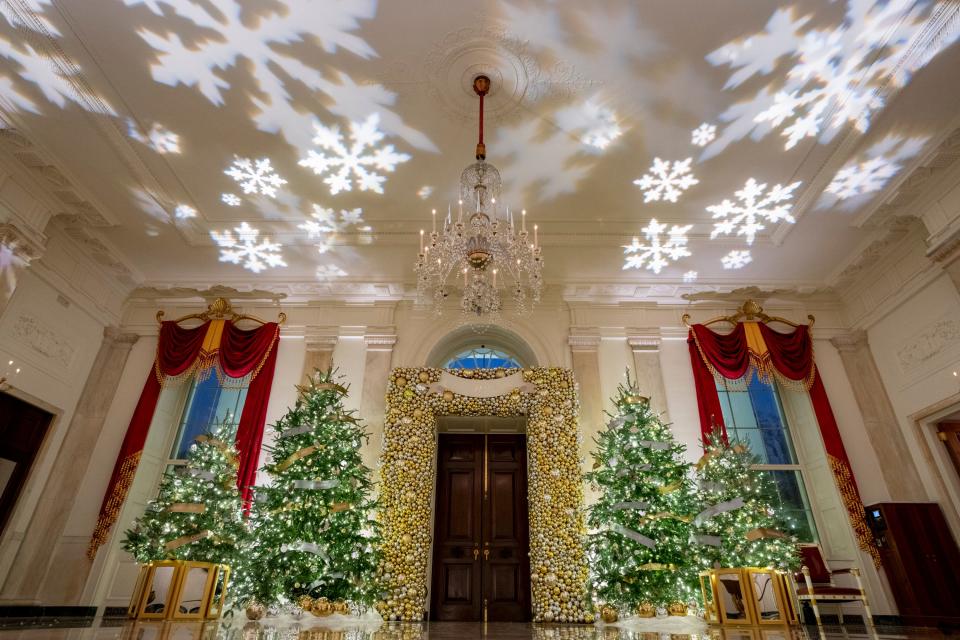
xmin=414 ymin=75 xmax=543 ymax=327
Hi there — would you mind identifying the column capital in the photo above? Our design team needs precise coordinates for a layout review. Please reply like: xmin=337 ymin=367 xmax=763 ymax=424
xmin=830 ymin=330 xmax=869 ymax=353
xmin=103 ymin=326 xmax=140 ymax=346
xmin=305 ymin=327 xmax=339 ymax=351
xmin=0 ymin=222 xmax=45 ymax=264
xmin=568 ymin=328 xmax=601 ymax=352
xmin=364 ymin=326 xmax=397 ymax=351
xmin=627 ymin=329 xmax=662 ymax=352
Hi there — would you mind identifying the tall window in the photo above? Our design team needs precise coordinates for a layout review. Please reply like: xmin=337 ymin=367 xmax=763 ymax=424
xmin=716 ymin=377 xmax=819 ymax=542
xmin=445 ymin=345 xmax=522 ymax=370
xmin=168 ymin=374 xmax=248 ymax=466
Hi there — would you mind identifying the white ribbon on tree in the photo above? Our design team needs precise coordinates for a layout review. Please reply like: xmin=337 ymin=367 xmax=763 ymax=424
xmin=638 ymin=440 xmax=672 ymax=450
xmin=185 ymin=468 xmax=215 ymax=481
xmin=616 ymin=464 xmax=650 ymax=477
xmin=699 ymin=480 xmax=724 ymax=493
xmin=282 ymin=542 xmax=329 ymax=560
xmin=694 ymin=497 xmax=745 ymax=524
xmin=278 ymin=425 xmax=313 ymax=439
xmin=612 ymin=501 xmax=649 ymax=511
xmin=693 ymin=534 xmax=722 ymax=546
xmin=292 ymin=479 xmax=338 ymax=490
xmin=611 ymin=524 xmax=655 ymax=549
xmin=428 ymin=371 xmax=536 ymax=398
xmin=608 ymin=416 xmax=627 ymax=428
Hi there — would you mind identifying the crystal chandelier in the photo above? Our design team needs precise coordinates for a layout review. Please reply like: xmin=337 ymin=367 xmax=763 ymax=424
xmin=415 ymin=75 xmax=543 ymax=324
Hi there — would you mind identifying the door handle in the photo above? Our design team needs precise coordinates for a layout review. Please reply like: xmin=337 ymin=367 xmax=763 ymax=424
xmin=483 ymin=549 xmax=490 ymax=561
xmin=473 ymin=547 xmax=479 ymax=561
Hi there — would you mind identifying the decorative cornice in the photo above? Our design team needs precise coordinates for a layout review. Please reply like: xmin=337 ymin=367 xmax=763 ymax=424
xmin=364 ymin=327 xmax=397 ymax=350
xmin=305 ymin=328 xmax=339 ymax=351
xmin=926 ymin=223 xmax=960 ymax=265
xmin=627 ymin=335 xmax=661 ymax=351
xmin=831 ymin=216 xmax=921 ymax=291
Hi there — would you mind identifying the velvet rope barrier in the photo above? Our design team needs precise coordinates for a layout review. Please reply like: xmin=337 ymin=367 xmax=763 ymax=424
xmin=88 ymin=320 xmax=279 ymax=558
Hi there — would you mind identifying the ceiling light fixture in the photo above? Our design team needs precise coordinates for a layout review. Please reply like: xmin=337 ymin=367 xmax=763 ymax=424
xmin=414 ymin=75 xmax=543 ymax=326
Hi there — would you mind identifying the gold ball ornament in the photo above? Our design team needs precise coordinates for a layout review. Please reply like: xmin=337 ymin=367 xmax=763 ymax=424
xmin=396 ymin=377 xmax=407 ymax=387
xmin=311 ymin=597 xmax=332 ymax=617
xmin=667 ymin=601 xmax=688 ymax=616
xmin=600 ymin=605 xmax=619 ymax=623
xmin=418 ymin=371 xmax=429 ymax=383
xmin=333 ymin=600 xmax=350 ymax=615
xmin=245 ymin=601 xmax=266 ymax=620
xmin=442 ymin=391 xmax=454 ymax=402
xmin=401 ymin=533 xmax=412 ymax=544
xmin=296 ymin=595 xmax=314 ymax=611
xmin=636 ymin=602 xmax=656 ymax=618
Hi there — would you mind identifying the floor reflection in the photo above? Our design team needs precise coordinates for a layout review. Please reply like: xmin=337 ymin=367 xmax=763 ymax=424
xmin=0 ymin=621 xmax=951 ymax=640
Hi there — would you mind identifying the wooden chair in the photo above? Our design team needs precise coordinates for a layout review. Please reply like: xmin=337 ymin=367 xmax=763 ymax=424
xmin=794 ymin=544 xmax=874 ymax=626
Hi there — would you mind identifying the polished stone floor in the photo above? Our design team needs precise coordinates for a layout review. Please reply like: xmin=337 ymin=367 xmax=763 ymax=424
xmin=0 ymin=620 xmax=954 ymax=640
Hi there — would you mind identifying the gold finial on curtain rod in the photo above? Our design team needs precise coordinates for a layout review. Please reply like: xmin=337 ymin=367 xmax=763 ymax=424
xmin=155 ymin=297 xmax=287 ymax=326
xmin=681 ymin=299 xmax=814 ymax=330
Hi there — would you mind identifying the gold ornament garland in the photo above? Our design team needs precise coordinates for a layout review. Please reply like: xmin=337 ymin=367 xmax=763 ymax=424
xmin=377 ymin=367 xmax=588 ymax=623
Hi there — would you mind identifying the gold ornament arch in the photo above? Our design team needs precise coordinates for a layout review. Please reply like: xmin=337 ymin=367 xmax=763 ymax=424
xmin=375 ymin=367 xmax=589 ymax=623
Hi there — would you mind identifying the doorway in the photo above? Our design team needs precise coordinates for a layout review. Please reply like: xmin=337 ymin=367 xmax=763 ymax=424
xmin=0 ymin=392 xmax=54 ymax=536
xmin=430 ymin=432 xmax=531 ymax=621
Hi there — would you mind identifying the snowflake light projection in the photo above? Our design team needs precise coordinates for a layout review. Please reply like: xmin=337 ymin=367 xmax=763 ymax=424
xmin=225 ymin=157 xmax=287 ymax=198
xmin=633 ymin=158 xmax=699 ymax=203
xmin=0 ymin=38 xmax=115 ymax=115
xmin=691 ymin=123 xmax=716 ymax=147
xmin=174 ymin=204 xmax=196 ymax=219
xmin=297 ymin=204 xmax=366 ymax=255
xmin=221 ymin=193 xmax=241 ymax=207
xmin=316 ymin=264 xmax=347 ymax=280
xmin=683 ymin=270 xmax=698 ymax=283
xmin=824 ymin=135 xmax=928 ymax=203
xmin=122 ymin=0 xmax=434 ymax=152
xmin=705 ymin=1 xmax=960 ymax=155
xmin=722 ymin=250 xmax=752 ymax=270
xmin=708 ymin=178 xmax=802 ymax=245
xmin=127 ymin=120 xmax=180 ymax=154
xmin=417 ymin=186 xmax=434 ymax=200
xmin=210 ymin=222 xmax=286 ymax=273
xmin=622 ymin=219 xmax=693 ymax=274
xmin=298 ymin=114 xmax=410 ymax=195
xmin=555 ymin=97 xmax=623 ymax=151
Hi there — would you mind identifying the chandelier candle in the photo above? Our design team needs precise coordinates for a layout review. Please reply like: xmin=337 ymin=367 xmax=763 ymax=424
xmin=414 ymin=75 xmax=543 ymax=325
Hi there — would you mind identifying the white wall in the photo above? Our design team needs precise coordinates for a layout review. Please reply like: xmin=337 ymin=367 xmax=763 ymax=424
xmin=0 ymin=267 xmax=107 ymax=590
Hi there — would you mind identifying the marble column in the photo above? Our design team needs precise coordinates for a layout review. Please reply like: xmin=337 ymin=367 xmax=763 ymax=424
xmin=301 ymin=328 xmax=338 ymax=383
xmin=830 ymin=331 xmax=927 ymax=501
xmin=2 ymin=327 xmax=139 ymax=604
xmin=358 ymin=329 xmax=396 ymax=473
xmin=0 ymin=223 xmax=43 ymax=320
xmin=627 ymin=331 xmax=669 ymax=420
xmin=569 ymin=330 xmax=602 ymax=500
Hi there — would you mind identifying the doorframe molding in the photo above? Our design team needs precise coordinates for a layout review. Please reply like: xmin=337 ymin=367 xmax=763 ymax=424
xmin=907 ymin=390 xmax=960 ymax=540
xmin=376 ymin=366 xmax=589 ymax=623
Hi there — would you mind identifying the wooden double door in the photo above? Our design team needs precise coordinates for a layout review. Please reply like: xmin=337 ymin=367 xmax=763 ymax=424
xmin=430 ymin=433 xmax=530 ymax=622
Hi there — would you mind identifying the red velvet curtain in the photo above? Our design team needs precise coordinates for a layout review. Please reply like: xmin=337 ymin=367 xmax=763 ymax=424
xmin=89 ymin=320 xmax=279 ymax=558
xmin=686 ymin=321 xmax=879 ymax=561
xmin=222 ymin=322 xmax=280 ymax=510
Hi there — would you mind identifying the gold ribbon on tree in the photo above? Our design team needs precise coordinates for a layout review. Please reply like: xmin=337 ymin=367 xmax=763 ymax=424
xmin=275 ymin=444 xmax=323 ymax=472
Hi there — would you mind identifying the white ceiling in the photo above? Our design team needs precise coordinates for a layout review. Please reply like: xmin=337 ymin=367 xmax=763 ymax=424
xmin=1 ymin=0 xmax=959 ymax=298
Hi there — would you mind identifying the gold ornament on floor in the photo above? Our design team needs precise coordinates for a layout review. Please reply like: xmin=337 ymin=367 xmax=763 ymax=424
xmin=245 ymin=601 xmax=265 ymax=620
xmin=636 ymin=602 xmax=656 ymax=618
xmin=311 ymin=597 xmax=332 ymax=617
xmin=332 ymin=600 xmax=350 ymax=614
xmin=297 ymin=595 xmax=313 ymax=612
xmin=599 ymin=604 xmax=619 ymax=623
xmin=668 ymin=601 xmax=688 ymax=616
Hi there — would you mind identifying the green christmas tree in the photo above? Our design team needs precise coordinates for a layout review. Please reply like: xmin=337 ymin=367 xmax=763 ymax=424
xmin=122 ymin=425 xmax=247 ymax=567
xmin=585 ymin=376 xmax=700 ymax=610
xmin=236 ymin=368 xmax=380 ymax=608
xmin=692 ymin=425 xmax=799 ymax=570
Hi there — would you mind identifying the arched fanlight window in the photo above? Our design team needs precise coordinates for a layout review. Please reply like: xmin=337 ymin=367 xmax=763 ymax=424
xmin=444 ymin=345 xmax=522 ymax=370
